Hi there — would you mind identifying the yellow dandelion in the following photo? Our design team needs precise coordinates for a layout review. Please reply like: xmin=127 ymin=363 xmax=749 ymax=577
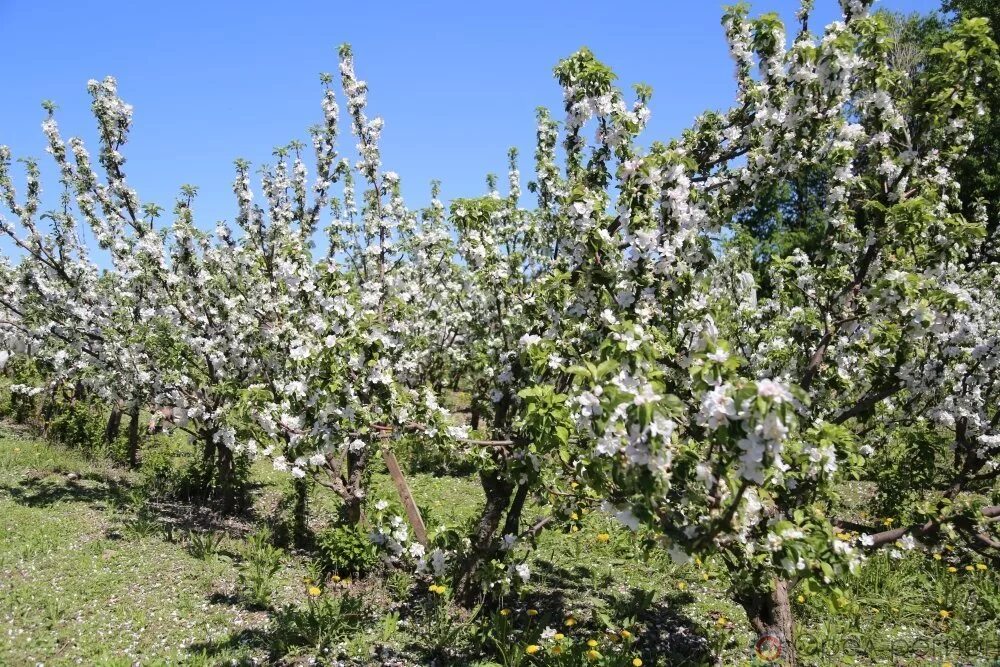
xmin=947 ymin=566 xmax=958 ymax=573
xmin=307 ymin=585 xmax=321 ymax=597
xmin=797 ymin=595 xmax=805 ymax=603
xmin=596 ymin=533 xmax=611 ymax=543
xmin=883 ymin=518 xmax=894 ymax=526
xmin=525 ymin=644 xmax=540 ymax=655
xmin=554 ymin=633 xmax=565 ymax=641
xmin=527 ymin=608 xmax=539 ymax=616
xmin=633 ymin=660 xmax=643 ymax=667
xmin=565 ymin=617 xmax=577 ymax=627
xmin=571 ymin=526 xmax=580 ymax=533
xmin=939 ymin=609 xmax=951 ymax=619
xmin=620 ymin=629 xmax=632 ymax=639
xmin=571 ymin=512 xmax=579 ymax=520
xmin=332 ymin=575 xmax=341 ymax=583
xmin=976 ymin=563 xmax=987 ymax=571
xmin=965 ymin=565 xmax=975 ymax=572
xmin=586 ymin=649 xmax=601 ymax=660
xmin=677 ymin=582 xmax=687 ymax=591
xmin=932 ymin=553 xmax=942 ymax=561
xmin=500 ymin=608 xmax=511 ymax=616
xmin=715 ymin=616 xmax=727 ymax=627
xmin=587 ymin=639 xmax=598 ymax=647
xmin=552 ymin=645 xmax=564 ymax=655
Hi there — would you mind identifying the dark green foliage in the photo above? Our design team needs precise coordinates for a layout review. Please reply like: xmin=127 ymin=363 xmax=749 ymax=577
xmin=46 ymin=401 xmax=106 ymax=456
xmin=269 ymin=591 xmax=366 ymax=657
xmin=315 ymin=524 xmax=379 ymax=577
xmin=943 ymin=0 xmax=1000 ymax=245
xmin=238 ymin=528 xmax=284 ymax=609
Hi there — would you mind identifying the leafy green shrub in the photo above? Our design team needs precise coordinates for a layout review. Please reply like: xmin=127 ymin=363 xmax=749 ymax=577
xmin=186 ymin=529 xmax=224 ymax=559
xmin=269 ymin=590 xmax=366 ymax=657
xmin=46 ymin=401 xmax=106 ymax=456
xmin=394 ymin=431 xmax=475 ymax=476
xmin=316 ymin=524 xmax=379 ymax=577
xmin=238 ymin=529 xmax=284 ymax=608
xmin=121 ymin=505 xmax=160 ymax=540
xmin=139 ymin=443 xmax=252 ymax=512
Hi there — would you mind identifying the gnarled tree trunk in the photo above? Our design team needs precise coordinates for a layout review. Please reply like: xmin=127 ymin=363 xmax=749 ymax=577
xmin=126 ymin=406 xmax=141 ymax=469
xmin=454 ymin=470 xmax=514 ymax=605
xmin=104 ymin=404 xmax=123 ymax=444
xmin=737 ymin=577 xmax=797 ymax=666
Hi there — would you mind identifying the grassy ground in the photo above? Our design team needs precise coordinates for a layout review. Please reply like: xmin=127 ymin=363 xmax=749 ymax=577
xmin=1 ymin=424 xmax=999 ymax=666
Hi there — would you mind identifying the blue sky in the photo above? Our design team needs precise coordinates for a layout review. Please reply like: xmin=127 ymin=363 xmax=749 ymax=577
xmin=1 ymin=0 xmax=942 ymax=247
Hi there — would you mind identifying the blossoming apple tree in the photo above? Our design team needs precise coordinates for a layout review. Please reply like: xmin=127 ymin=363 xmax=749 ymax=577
xmin=0 ymin=1 xmax=998 ymax=663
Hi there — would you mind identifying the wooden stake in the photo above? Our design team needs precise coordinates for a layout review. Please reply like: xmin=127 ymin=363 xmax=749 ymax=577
xmin=381 ymin=447 xmax=428 ymax=546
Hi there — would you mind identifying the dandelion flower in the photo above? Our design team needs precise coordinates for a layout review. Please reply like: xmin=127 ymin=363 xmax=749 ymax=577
xmin=587 ymin=639 xmax=598 ymax=647
xmin=525 ymin=645 xmax=540 ymax=655
xmin=633 ymin=660 xmax=643 ymax=667
xmin=939 ymin=609 xmax=951 ymax=619
xmin=596 ymin=533 xmax=611 ymax=543
xmin=565 ymin=617 xmax=577 ymax=627
xmin=307 ymin=586 xmax=321 ymax=597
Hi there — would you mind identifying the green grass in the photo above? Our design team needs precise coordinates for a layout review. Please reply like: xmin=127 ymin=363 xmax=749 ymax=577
xmin=2 ymin=425 xmax=999 ymax=665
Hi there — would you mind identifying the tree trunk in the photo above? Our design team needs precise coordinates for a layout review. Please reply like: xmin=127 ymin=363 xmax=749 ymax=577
xmin=502 ymin=483 xmax=530 ymax=537
xmin=738 ymin=577 xmax=797 ymax=666
xmin=455 ymin=393 xmax=517 ymax=606
xmin=126 ymin=406 xmax=141 ymax=469
xmin=470 ymin=399 xmax=481 ymax=431
xmin=197 ymin=429 xmax=217 ymax=505
xmin=292 ymin=476 xmax=310 ymax=548
xmin=104 ymin=405 xmax=123 ymax=444
xmin=216 ymin=443 xmax=236 ymax=514
xmin=454 ymin=471 xmax=514 ymax=605
xmin=342 ymin=493 xmax=364 ymax=525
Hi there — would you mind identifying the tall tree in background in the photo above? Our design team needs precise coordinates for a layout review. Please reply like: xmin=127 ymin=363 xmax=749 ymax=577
xmin=943 ymin=0 xmax=1000 ymax=245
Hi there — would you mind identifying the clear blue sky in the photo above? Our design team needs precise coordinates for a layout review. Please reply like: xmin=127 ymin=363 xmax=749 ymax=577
xmin=1 ymin=0 xmax=942 ymax=245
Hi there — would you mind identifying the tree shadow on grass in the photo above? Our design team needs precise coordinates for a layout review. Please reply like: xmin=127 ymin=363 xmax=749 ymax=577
xmin=523 ymin=559 xmax=714 ymax=666
xmin=184 ymin=628 xmax=270 ymax=664
xmin=0 ymin=470 xmax=130 ymax=510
